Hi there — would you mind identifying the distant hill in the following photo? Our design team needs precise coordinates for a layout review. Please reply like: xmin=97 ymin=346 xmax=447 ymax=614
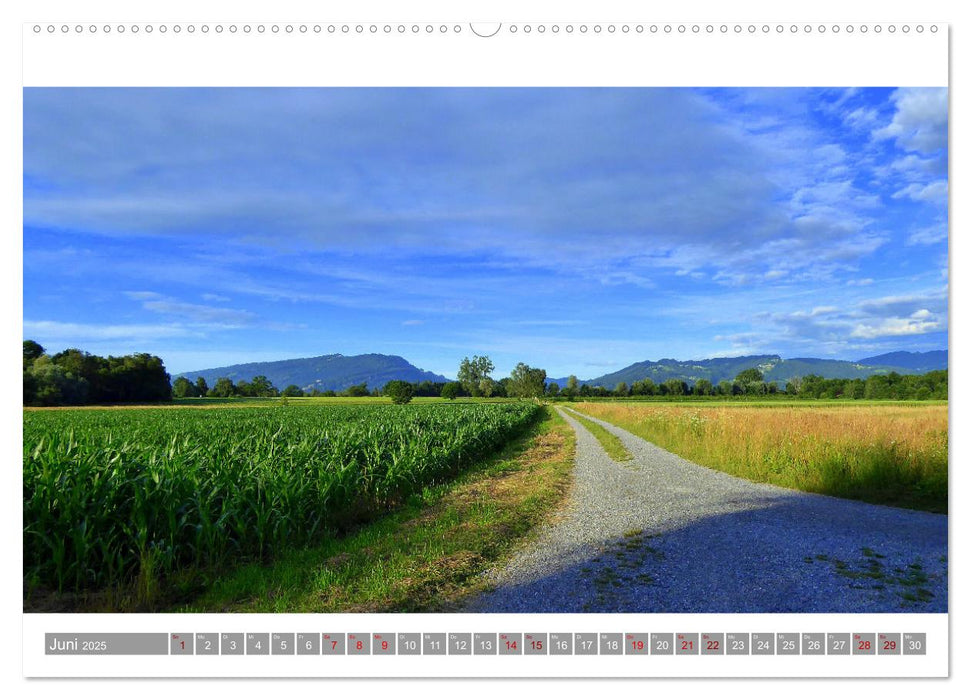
xmin=855 ymin=350 xmax=948 ymax=374
xmin=550 ymin=351 xmax=948 ymax=388
xmin=180 ymin=353 xmax=450 ymax=392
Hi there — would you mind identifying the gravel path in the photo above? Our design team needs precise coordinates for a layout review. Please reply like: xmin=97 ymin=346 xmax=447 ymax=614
xmin=462 ymin=406 xmax=948 ymax=613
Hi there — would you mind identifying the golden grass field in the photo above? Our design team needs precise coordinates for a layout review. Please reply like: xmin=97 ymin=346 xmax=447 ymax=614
xmin=574 ymin=402 xmax=948 ymax=513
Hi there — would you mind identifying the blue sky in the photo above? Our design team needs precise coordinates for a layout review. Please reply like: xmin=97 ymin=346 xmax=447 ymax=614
xmin=23 ymin=88 xmax=948 ymax=378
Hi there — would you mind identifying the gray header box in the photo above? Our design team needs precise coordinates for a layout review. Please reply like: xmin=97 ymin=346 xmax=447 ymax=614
xmin=575 ymin=633 xmax=598 ymax=655
xmin=372 ymin=633 xmax=395 ymax=655
xmin=398 ymin=633 xmax=421 ymax=656
xmin=701 ymin=633 xmax=725 ymax=655
xmin=828 ymin=633 xmax=850 ymax=655
xmin=321 ymin=633 xmax=345 ymax=655
xmin=676 ymin=633 xmax=699 ymax=655
xmin=423 ymin=633 xmax=446 ymax=655
xmin=347 ymin=633 xmax=370 ymax=655
xmin=777 ymin=633 xmax=800 ymax=655
xmin=297 ymin=633 xmax=319 ymax=655
xmin=600 ymin=633 xmax=623 ymax=655
xmin=549 ymin=633 xmax=572 ymax=655
xmin=625 ymin=633 xmax=650 ymax=655
xmin=802 ymin=633 xmax=825 ymax=655
xmin=853 ymin=633 xmax=876 ymax=655
xmin=752 ymin=633 xmax=775 ymax=655
xmin=651 ymin=633 xmax=674 ymax=655
xmin=196 ymin=633 xmax=218 ymax=655
xmin=221 ymin=633 xmax=244 ymax=655
xmin=524 ymin=633 xmax=548 ymax=655
xmin=246 ymin=633 xmax=269 ymax=655
xmin=448 ymin=633 xmax=471 ymax=655
xmin=474 ymin=632 xmax=497 ymax=655
xmin=171 ymin=633 xmax=193 ymax=655
xmin=499 ymin=632 xmax=523 ymax=655
xmin=726 ymin=633 xmax=749 ymax=655
xmin=878 ymin=633 xmax=901 ymax=655
xmin=272 ymin=633 xmax=295 ymax=655
xmin=903 ymin=633 xmax=926 ymax=655
xmin=45 ymin=633 xmax=169 ymax=655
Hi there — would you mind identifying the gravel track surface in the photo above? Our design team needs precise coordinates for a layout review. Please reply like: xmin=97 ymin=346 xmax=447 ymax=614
xmin=463 ymin=406 xmax=947 ymax=613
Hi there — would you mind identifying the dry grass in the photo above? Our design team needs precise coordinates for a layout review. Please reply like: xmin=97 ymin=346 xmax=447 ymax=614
xmin=575 ymin=402 xmax=947 ymax=513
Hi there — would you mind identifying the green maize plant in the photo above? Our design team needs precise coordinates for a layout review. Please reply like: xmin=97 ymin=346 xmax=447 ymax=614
xmin=24 ymin=403 xmax=539 ymax=593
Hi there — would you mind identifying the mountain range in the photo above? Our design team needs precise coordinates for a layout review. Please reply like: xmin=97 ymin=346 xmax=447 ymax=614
xmin=549 ymin=350 xmax=948 ymax=388
xmin=179 ymin=350 xmax=947 ymax=393
xmin=179 ymin=353 xmax=450 ymax=393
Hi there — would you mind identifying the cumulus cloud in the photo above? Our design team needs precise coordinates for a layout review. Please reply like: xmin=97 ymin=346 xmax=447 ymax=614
xmin=873 ymin=88 xmax=948 ymax=153
xmin=892 ymin=180 xmax=948 ymax=203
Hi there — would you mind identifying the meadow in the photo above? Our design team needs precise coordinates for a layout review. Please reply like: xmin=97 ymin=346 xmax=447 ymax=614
xmin=574 ymin=401 xmax=948 ymax=513
xmin=23 ymin=402 xmax=540 ymax=603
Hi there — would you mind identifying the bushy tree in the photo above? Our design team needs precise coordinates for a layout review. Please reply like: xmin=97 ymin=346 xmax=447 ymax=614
xmin=195 ymin=376 xmax=210 ymax=396
xmin=546 ymin=382 xmax=560 ymax=397
xmin=343 ymin=382 xmax=369 ymax=397
xmin=383 ymin=380 xmax=414 ymax=404
xmin=694 ymin=378 xmax=714 ymax=396
xmin=281 ymin=384 xmax=305 ymax=397
xmin=735 ymin=368 xmax=764 ymax=384
xmin=23 ymin=340 xmax=45 ymax=366
xmin=441 ymin=381 xmax=462 ymax=400
xmin=209 ymin=377 xmax=236 ymax=397
xmin=508 ymin=362 xmax=547 ymax=398
xmin=458 ymin=355 xmax=494 ymax=397
xmin=631 ymin=378 xmax=657 ymax=396
xmin=172 ymin=376 xmax=198 ymax=398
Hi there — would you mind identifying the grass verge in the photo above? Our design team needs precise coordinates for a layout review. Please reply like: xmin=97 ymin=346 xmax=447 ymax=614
xmin=575 ymin=402 xmax=947 ymax=513
xmin=563 ymin=408 xmax=633 ymax=462
xmin=176 ymin=405 xmax=575 ymax=612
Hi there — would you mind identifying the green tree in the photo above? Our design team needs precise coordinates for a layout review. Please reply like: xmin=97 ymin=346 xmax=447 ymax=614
xmin=457 ymin=355 xmax=495 ymax=397
xmin=546 ymin=382 xmax=561 ymax=397
xmin=441 ymin=381 xmax=462 ymax=400
xmin=614 ymin=381 xmax=629 ymax=397
xmin=172 ymin=376 xmax=197 ymax=398
xmin=210 ymin=377 xmax=236 ymax=397
xmin=734 ymin=368 xmax=764 ymax=384
xmin=23 ymin=340 xmax=45 ymax=366
xmin=631 ymin=378 xmax=657 ymax=396
xmin=383 ymin=380 xmax=415 ymax=404
xmin=195 ymin=376 xmax=209 ymax=396
xmin=343 ymin=382 xmax=370 ymax=397
xmin=662 ymin=378 xmax=688 ymax=396
xmin=508 ymin=362 xmax=547 ymax=398
xmin=694 ymin=378 xmax=713 ymax=396
xmin=281 ymin=384 xmax=305 ymax=397
xmin=249 ymin=375 xmax=278 ymax=397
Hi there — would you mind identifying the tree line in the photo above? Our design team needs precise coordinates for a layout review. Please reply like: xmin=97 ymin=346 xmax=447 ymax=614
xmin=24 ymin=341 xmax=947 ymax=406
xmin=548 ymin=366 xmax=947 ymax=401
xmin=23 ymin=340 xmax=171 ymax=406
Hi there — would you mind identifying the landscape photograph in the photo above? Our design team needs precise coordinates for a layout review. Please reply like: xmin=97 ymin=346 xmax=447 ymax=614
xmin=23 ymin=87 xmax=948 ymax=614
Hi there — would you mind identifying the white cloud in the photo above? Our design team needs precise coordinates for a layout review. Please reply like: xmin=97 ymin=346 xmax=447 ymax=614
xmin=850 ymin=318 xmax=942 ymax=339
xmin=907 ymin=223 xmax=947 ymax=246
xmin=873 ymin=88 xmax=948 ymax=153
xmin=142 ymin=299 xmax=257 ymax=325
xmin=24 ymin=319 xmax=192 ymax=343
xmin=892 ymin=180 xmax=948 ymax=203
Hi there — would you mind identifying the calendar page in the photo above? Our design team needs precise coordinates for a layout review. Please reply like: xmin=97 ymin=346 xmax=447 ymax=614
xmin=15 ymin=0 xmax=953 ymax=684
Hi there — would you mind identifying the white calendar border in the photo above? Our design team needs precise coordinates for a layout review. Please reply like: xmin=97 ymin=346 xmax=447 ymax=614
xmin=9 ymin=0 xmax=959 ymax=691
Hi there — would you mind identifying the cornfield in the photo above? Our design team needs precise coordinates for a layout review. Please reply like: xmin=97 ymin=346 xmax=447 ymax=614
xmin=24 ymin=403 xmax=539 ymax=593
